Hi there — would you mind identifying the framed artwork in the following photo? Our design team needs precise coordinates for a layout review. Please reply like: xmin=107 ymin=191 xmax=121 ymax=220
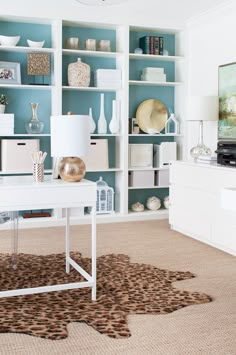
xmin=27 ymin=52 xmax=50 ymax=76
xmin=218 ymin=62 xmax=236 ymax=139
xmin=0 ymin=61 xmax=21 ymax=84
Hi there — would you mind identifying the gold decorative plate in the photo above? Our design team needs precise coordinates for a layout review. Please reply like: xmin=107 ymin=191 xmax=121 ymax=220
xmin=136 ymin=99 xmax=168 ymax=133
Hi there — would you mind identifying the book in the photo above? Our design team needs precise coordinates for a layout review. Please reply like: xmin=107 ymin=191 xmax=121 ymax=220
xmin=153 ymin=36 xmax=159 ymax=55
xmin=150 ymin=36 xmax=154 ymax=54
xmin=159 ymin=36 xmax=164 ymax=55
xmin=139 ymin=36 xmax=150 ymax=54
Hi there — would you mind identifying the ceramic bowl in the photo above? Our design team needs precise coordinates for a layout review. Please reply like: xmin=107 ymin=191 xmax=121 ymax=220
xmin=27 ymin=39 xmax=45 ymax=48
xmin=147 ymin=127 xmax=158 ymax=134
xmin=0 ymin=35 xmax=20 ymax=46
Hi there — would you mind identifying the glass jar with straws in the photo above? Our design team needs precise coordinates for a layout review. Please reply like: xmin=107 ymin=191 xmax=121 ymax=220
xmin=31 ymin=151 xmax=47 ymax=182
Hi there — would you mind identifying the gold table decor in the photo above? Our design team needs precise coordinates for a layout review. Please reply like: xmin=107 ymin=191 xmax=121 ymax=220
xmin=136 ymin=99 xmax=168 ymax=133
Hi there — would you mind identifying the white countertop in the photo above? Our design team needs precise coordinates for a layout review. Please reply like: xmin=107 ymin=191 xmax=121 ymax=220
xmin=171 ymin=160 xmax=236 ymax=172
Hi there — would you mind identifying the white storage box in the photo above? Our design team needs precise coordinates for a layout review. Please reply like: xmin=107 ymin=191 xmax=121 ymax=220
xmin=129 ymin=170 xmax=154 ymax=187
xmin=83 ymin=139 xmax=108 ymax=170
xmin=94 ymin=69 xmax=122 ymax=88
xmin=0 ymin=114 xmax=14 ymax=135
xmin=129 ymin=144 xmax=153 ymax=168
xmin=95 ymin=69 xmax=122 ymax=81
xmin=153 ymin=142 xmax=177 ymax=168
xmin=155 ymin=169 xmax=169 ymax=186
xmin=1 ymin=139 xmax=39 ymax=173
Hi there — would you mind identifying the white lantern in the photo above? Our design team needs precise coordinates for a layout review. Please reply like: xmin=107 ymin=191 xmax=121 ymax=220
xmin=96 ymin=176 xmax=114 ymax=214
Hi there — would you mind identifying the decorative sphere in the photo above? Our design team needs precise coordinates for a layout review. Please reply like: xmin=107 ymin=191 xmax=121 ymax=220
xmin=163 ymin=196 xmax=169 ymax=209
xmin=134 ymin=47 xmax=143 ymax=54
xmin=131 ymin=202 xmax=144 ymax=212
xmin=146 ymin=196 xmax=161 ymax=211
xmin=59 ymin=157 xmax=86 ymax=182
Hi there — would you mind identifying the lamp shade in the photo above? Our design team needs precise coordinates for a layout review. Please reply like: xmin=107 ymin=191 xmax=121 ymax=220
xmin=50 ymin=115 xmax=90 ymax=157
xmin=188 ymin=96 xmax=219 ymax=121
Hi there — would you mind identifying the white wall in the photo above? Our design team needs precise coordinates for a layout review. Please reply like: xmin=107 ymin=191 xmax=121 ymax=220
xmin=186 ymin=1 xmax=236 ymax=157
xmin=0 ymin=0 xmax=184 ymax=29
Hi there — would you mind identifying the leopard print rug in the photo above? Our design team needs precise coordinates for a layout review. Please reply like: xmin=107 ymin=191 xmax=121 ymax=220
xmin=0 ymin=252 xmax=211 ymax=340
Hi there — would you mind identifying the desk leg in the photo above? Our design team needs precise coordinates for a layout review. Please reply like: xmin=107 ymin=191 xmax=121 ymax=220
xmin=65 ymin=208 xmax=70 ymax=273
xmin=91 ymin=204 xmax=96 ymax=301
xmin=11 ymin=211 xmax=18 ymax=270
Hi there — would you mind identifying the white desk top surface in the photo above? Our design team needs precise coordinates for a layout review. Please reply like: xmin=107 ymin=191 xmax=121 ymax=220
xmin=0 ymin=175 xmax=96 ymax=189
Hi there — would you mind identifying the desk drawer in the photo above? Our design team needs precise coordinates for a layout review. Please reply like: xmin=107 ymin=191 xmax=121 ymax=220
xmin=0 ymin=185 xmax=97 ymax=211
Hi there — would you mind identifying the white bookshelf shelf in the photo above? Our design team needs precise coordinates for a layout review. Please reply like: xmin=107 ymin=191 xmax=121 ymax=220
xmin=63 ymin=48 xmax=123 ymax=58
xmin=128 ymin=186 xmax=169 ymax=190
xmin=128 ymin=167 xmax=168 ymax=171
xmin=129 ymin=53 xmax=184 ymax=62
xmin=0 ymin=84 xmax=53 ymax=90
xmin=129 ymin=80 xmax=183 ymax=87
xmin=0 ymin=46 xmax=55 ymax=53
xmin=62 ymin=86 xmax=121 ymax=92
xmin=129 ymin=134 xmax=182 ymax=137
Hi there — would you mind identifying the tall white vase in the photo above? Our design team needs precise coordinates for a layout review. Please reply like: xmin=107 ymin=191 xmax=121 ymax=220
xmin=98 ymin=93 xmax=107 ymax=134
xmin=88 ymin=107 xmax=96 ymax=133
xmin=109 ymin=99 xmax=120 ymax=134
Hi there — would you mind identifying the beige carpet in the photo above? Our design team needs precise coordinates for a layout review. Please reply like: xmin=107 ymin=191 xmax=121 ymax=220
xmin=0 ymin=219 xmax=235 ymax=355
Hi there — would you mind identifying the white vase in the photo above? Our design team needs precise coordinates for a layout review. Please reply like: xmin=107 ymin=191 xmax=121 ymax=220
xmin=109 ymin=99 xmax=119 ymax=134
xmin=88 ymin=107 xmax=96 ymax=133
xmin=0 ymin=105 xmax=6 ymax=114
xmin=98 ymin=93 xmax=107 ymax=134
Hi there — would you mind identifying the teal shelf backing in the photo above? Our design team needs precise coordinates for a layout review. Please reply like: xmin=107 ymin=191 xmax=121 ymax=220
xmin=62 ymin=55 xmax=117 ymax=87
xmin=129 ymin=85 xmax=175 ymax=119
xmin=128 ymin=188 xmax=169 ymax=209
xmin=129 ymin=135 xmax=175 ymax=143
xmin=0 ymin=52 xmax=53 ymax=85
xmin=0 ymin=21 xmax=52 ymax=48
xmin=62 ymin=26 xmax=116 ymax=52
xmin=129 ymin=30 xmax=175 ymax=56
xmin=2 ymin=88 xmax=51 ymax=134
xmin=129 ymin=58 xmax=175 ymax=82
xmin=62 ymin=90 xmax=116 ymax=126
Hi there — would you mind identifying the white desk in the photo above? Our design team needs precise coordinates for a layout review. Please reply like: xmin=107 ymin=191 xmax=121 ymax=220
xmin=0 ymin=175 xmax=97 ymax=300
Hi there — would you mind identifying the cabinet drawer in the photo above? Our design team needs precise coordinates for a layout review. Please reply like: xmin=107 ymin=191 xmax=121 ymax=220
xmin=170 ymin=163 xmax=236 ymax=193
xmin=170 ymin=185 xmax=214 ymax=217
xmin=169 ymin=206 xmax=212 ymax=241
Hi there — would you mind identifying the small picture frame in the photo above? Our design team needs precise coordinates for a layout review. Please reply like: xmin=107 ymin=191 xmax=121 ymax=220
xmin=0 ymin=61 xmax=21 ymax=84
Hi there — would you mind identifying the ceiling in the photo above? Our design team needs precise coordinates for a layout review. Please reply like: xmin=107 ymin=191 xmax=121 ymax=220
xmin=155 ymin=0 xmax=231 ymax=22
xmin=72 ymin=0 xmax=232 ymax=27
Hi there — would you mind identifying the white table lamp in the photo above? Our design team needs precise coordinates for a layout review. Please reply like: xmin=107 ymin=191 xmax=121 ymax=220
xmin=50 ymin=114 xmax=90 ymax=182
xmin=187 ymin=96 xmax=218 ymax=160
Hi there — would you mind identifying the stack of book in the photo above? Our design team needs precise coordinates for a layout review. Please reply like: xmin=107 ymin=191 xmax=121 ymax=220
xmin=94 ymin=69 xmax=122 ymax=89
xmin=139 ymin=36 xmax=164 ymax=55
xmin=141 ymin=67 xmax=166 ymax=82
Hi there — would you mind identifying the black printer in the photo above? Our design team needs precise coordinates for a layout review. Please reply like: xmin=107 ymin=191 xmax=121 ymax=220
xmin=216 ymin=141 xmax=236 ymax=166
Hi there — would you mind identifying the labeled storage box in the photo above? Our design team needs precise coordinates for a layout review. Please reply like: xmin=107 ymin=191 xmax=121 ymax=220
xmin=1 ymin=139 xmax=39 ymax=173
xmin=129 ymin=144 xmax=153 ymax=168
xmin=129 ymin=170 xmax=154 ymax=187
xmin=153 ymin=142 xmax=177 ymax=168
xmin=0 ymin=114 xmax=14 ymax=135
xmin=83 ymin=139 xmax=108 ymax=170
xmin=155 ymin=169 xmax=170 ymax=186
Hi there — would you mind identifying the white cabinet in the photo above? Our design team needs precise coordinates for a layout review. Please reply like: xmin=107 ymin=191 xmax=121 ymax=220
xmin=169 ymin=161 xmax=236 ymax=256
